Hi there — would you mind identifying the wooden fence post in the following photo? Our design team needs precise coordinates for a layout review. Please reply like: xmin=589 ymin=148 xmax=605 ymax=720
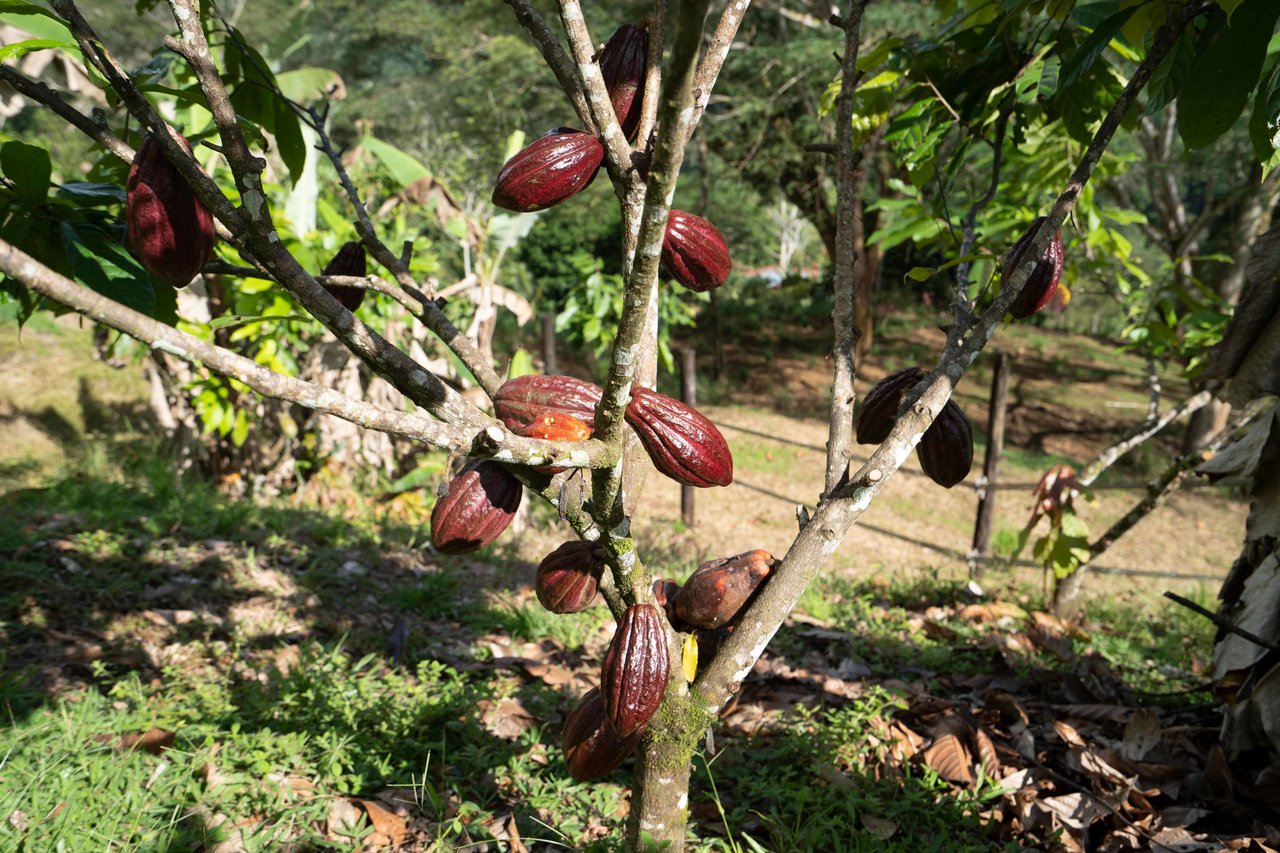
xmin=541 ymin=313 xmax=557 ymax=375
xmin=969 ymin=352 xmax=1009 ymax=579
xmin=679 ymin=347 xmax=697 ymax=528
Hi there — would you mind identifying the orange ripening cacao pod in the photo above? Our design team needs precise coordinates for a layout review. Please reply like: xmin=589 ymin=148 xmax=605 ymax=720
xmin=320 ymin=241 xmax=367 ymax=313
xmin=429 ymin=460 xmax=523 ymax=555
xmin=1003 ymin=216 xmax=1065 ymax=319
xmin=661 ymin=210 xmax=732 ymax=292
xmin=599 ymin=23 xmax=648 ymax=140
xmin=675 ymin=549 xmax=774 ymax=630
xmin=856 ymin=367 xmax=924 ymax=445
xmin=536 ymin=541 xmax=605 ymax=613
xmin=917 ymin=400 xmax=974 ymax=488
xmin=561 ymin=687 xmax=643 ymax=781
xmin=126 ymin=133 xmax=215 ymax=288
xmin=517 ymin=411 xmax=592 ymax=474
xmin=492 ymin=128 xmax=604 ymax=212
xmin=625 ymin=387 xmax=733 ymax=488
xmin=601 ymin=604 xmax=669 ymax=737
xmin=493 ymin=374 xmax=603 ymax=432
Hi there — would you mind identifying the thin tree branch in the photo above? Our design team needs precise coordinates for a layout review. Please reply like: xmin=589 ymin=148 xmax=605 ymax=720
xmin=1077 ymin=389 xmax=1214 ymax=488
xmin=556 ymin=0 xmax=633 ymax=176
xmin=0 ymin=65 xmax=133 ymax=162
xmin=949 ymin=109 xmax=1010 ymax=343
xmin=633 ymin=1 xmax=669 ymax=149
xmin=503 ymin=0 xmax=596 ymax=135
xmin=686 ymin=0 xmax=753 ymax=145
xmin=1164 ymin=592 xmax=1280 ymax=655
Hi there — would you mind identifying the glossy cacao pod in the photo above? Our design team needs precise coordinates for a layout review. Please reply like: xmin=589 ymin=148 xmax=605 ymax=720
xmin=561 ymin=687 xmax=643 ymax=781
xmin=536 ymin=541 xmax=605 ymax=614
xmin=661 ymin=210 xmax=732 ymax=293
xmin=625 ymin=387 xmax=733 ymax=488
xmin=601 ymin=603 xmax=669 ymax=737
xmin=320 ymin=241 xmax=367 ymax=312
xmin=429 ymin=460 xmax=523 ymax=555
xmin=600 ymin=23 xmax=648 ymax=140
xmin=492 ymin=129 xmax=604 ymax=212
xmin=517 ymin=410 xmax=593 ymax=474
xmin=493 ymin=374 xmax=603 ymax=432
xmin=1003 ymin=217 xmax=1065 ymax=319
xmin=675 ymin=549 xmax=774 ymax=630
xmin=856 ymin=367 xmax=924 ymax=445
xmin=917 ymin=400 xmax=974 ymax=488
xmin=126 ymin=133 xmax=215 ymax=287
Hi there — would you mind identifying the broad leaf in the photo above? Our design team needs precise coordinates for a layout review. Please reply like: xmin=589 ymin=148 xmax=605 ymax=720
xmin=1059 ymin=7 xmax=1137 ymax=91
xmin=360 ymin=135 xmax=431 ymax=189
xmin=1 ymin=140 xmax=51 ymax=207
xmin=58 ymin=221 xmax=162 ymax=321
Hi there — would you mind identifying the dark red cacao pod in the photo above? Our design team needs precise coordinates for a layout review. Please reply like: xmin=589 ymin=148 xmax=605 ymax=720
xmin=493 ymin=374 xmax=603 ymax=432
xmin=675 ymin=549 xmax=774 ymax=630
xmin=917 ymin=400 xmax=974 ymax=488
xmin=599 ymin=23 xmax=648 ymax=140
xmin=126 ymin=133 xmax=215 ymax=288
xmin=1003 ymin=216 xmax=1065 ymax=319
xmin=601 ymin=604 xmax=670 ymax=737
xmin=320 ymin=241 xmax=367 ymax=313
xmin=561 ymin=687 xmax=643 ymax=781
xmin=625 ymin=387 xmax=733 ymax=488
xmin=661 ymin=210 xmax=732 ymax=293
xmin=651 ymin=578 xmax=688 ymax=631
xmin=536 ymin=541 xmax=605 ymax=614
xmin=492 ymin=129 xmax=604 ymax=212
xmin=856 ymin=367 xmax=925 ymax=445
xmin=429 ymin=460 xmax=523 ymax=555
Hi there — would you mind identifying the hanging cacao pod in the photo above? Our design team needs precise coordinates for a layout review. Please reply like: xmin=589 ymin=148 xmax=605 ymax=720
xmin=1002 ymin=216 xmax=1065 ymax=319
xmin=517 ymin=411 xmax=593 ymax=474
xmin=661 ymin=210 xmax=732 ymax=293
xmin=599 ymin=23 xmax=648 ymax=140
xmin=651 ymin=578 xmax=688 ymax=631
xmin=561 ymin=687 xmax=643 ymax=781
xmin=601 ymin=604 xmax=669 ymax=737
xmin=320 ymin=241 xmax=367 ymax=312
xmin=492 ymin=129 xmax=604 ymax=212
xmin=126 ymin=132 xmax=215 ymax=287
xmin=856 ymin=367 xmax=924 ymax=445
xmin=917 ymin=400 xmax=974 ymax=488
xmin=625 ymin=387 xmax=733 ymax=488
xmin=536 ymin=541 xmax=605 ymax=613
xmin=493 ymin=374 xmax=604 ymax=432
xmin=429 ymin=460 xmax=523 ymax=554
xmin=675 ymin=550 xmax=774 ymax=630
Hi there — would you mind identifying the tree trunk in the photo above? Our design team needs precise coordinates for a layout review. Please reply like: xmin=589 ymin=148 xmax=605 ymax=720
xmin=624 ymin=680 xmax=710 ymax=852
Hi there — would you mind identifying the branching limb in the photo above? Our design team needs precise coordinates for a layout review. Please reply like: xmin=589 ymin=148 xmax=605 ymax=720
xmin=0 ymin=65 xmax=133 ymax=162
xmin=686 ymin=0 xmax=753 ymax=144
xmin=633 ymin=0 xmax=669 ymax=151
xmin=1078 ymin=388 xmax=1214 ymax=487
xmin=556 ymin=0 xmax=633 ymax=176
xmin=503 ymin=0 xmax=595 ymax=135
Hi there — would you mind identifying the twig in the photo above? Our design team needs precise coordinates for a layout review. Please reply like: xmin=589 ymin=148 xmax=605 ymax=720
xmin=0 ymin=65 xmax=133 ymax=163
xmin=1078 ymin=389 xmax=1213 ymax=487
xmin=1164 ymin=592 xmax=1280 ymax=655
xmin=949 ymin=109 xmax=1011 ymax=344
xmin=686 ymin=0 xmax=753 ymax=145
xmin=503 ymin=0 xmax=595 ymax=134
xmin=633 ymin=1 xmax=669 ymax=150
xmin=556 ymin=0 xmax=632 ymax=176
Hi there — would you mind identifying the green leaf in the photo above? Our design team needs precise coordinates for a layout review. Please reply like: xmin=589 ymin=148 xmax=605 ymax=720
xmin=506 ymin=347 xmax=536 ymax=380
xmin=1 ymin=140 xmax=51 ymax=207
xmin=0 ymin=0 xmax=61 ymax=14
xmin=905 ymin=266 xmax=934 ymax=282
xmin=58 ymin=221 xmax=157 ymax=318
xmin=271 ymin=95 xmax=306 ymax=186
xmin=274 ymin=66 xmax=343 ymax=102
xmin=1059 ymin=7 xmax=1137 ymax=91
xmin=1250 ymin=59 xmax=1280 ymax=163
xmin=1178 ymin=0 xmax=1280 ymax=150
xmin=56 ymin=182 xmax=127 ymax=205
xmin=1146 ymin=24 xmax=1199 ymax=112
xmin=359 ymin=135 xmax=431 ymax=189
xmin=0 ymin=37 xmax=74 ymax=62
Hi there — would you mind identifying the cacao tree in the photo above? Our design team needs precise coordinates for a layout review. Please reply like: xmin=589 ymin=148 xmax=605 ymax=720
xmin=3 ymin=0 xmax=1279 ymax=849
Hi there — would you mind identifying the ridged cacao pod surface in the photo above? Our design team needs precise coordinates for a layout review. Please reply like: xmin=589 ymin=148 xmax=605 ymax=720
xmin=675 ymin=549 xmax=774 ymax=629
xmin=536 ymin=541 xmax=605 ymax=614
xmin=917 ymin=400 xmax=974 ymax=488
xmin=126 ymin=133 xmax=215 ymax=287
xmin=1003 ymin=217 xmax=1065 ymax=319
xmin=429 ymin=460 xmax=523 ymax=554
xmin=492 ymin=129 xmax=604 ymax=212
xmin=561 ymin=687 xmax=643 ymax=781
xmin=601 ymin=604 xmax=670 ymax=737
xmin=856 ymin=367 xmax=924 ymax=445
xmin=625 ymin=387 xmax=733 ymax=488
xmin=493 ymin=374 xmax=603 ymax=431
xmin=661 ymin=210 xmax=732 ymax=292
xmin=320 ymin=241 xmax=367 ymax=312
xmin=599 ymin=23 xmax=648 ymax=140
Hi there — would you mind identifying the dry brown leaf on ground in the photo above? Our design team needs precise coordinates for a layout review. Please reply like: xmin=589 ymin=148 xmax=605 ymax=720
xmin=921 ymin=719 xmax=974 ymax=785
xmin=476 ymin=695 xmax=539 ymax=740
xmin=96 ymin=727 xmax=174 ymax=755
xmin=1054 ymin=704 xmax=1133 ymax=725
xmin=862 ymin=816 xmax=899 ymax=840
xmin=1121 ymin=708 xmax=1164 ymax=762
xmin=326 ymin=798 xmax=363 ymax=843
xmin=959 ymin=601 xmax=1029 ymax=624
xmin=1054 ymin=719 xmax=1088 ymax=749
xmin=358 ymin=799 xmax=407 ymax=849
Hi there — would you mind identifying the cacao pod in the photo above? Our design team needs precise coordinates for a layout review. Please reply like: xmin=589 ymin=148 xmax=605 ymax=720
xmin=561 ymin=687 xmax=643 ymax=781
xmin=320 ymin=241 xmax=367 ymax=312
xmin=599 ymin=23 xmax=648 ymax=140
xmin=675 ymin=549 xmax=774 ymax=629
xmin=1003 ymin=216 xmax=1065 ymax=319
xmin=429 ymin=460 xmax=523 ymax=555
xmin=536 ymin=541 xmax=605 ymax=613
xmin=493 ymin=374 xmax=603 ymax=432
xmin=492 ymin=129 xmax=604 ymax=212
xmin=126 ymin=133 xmax=216 ymax=287
xmin=917 ymin=400 xmax=974 ymax=488
xmin=661 ymin=210 xmax=732 ymax=293
xmin=651 ymin=578 xmax=688 ymax=631
xmin=518 ymin=410 xmax=593 ymax=474
xmin=625 ymin=387 xmax=733 ymax=488
xmin=856 ymin=367 xmax=924 ymax=445
xmin=601 ymin=604 xmax=669 ymax=737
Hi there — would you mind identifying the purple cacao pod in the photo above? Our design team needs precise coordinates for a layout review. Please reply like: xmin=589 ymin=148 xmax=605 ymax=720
xmin=126 ymin=133 xmax=216 ymax=287
xmin=320 ymin=241 xmax=367 ymax=313
xmin=600 ymin=23 xmax=648 ymax=140
xmin=856 ymin=367 xmax=925 ymax=445
xmin=492 ymin=129 xmax=604 ymax=212
xmin=429 ymin=460 xmax=523 ymax=554
xmin=601 ymin=604 xmax=669 ymax=737
xmin=675 ymin=549 xmax=774 ymax=630
xmin=536 ymin=541 xmax=605 ymax=613
xmin=1003 ymin=217 xmax=1065 ymax=319
xmin=917 ymin=400 xmax=974 ymax=488
xmin=492 ymin=374 xmax=604 ymax=432
xmin=661 ymin=210 xmax=732 ymax=293
xmin=625 ymin=387 xmax=733 ymax=488
xmin=561 ymin=687 xmax=643 ymax=781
